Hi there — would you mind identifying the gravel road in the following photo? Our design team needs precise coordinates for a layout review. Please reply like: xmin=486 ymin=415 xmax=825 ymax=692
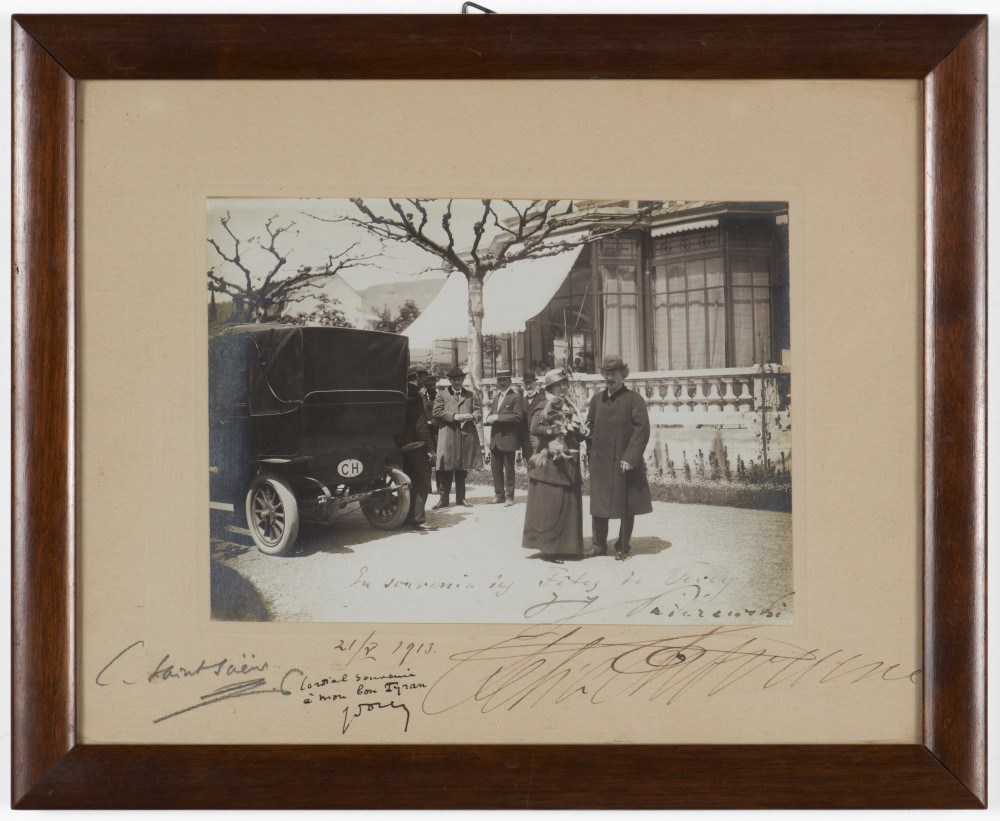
xmin=211 ymin=479 xmax=792 ymax=626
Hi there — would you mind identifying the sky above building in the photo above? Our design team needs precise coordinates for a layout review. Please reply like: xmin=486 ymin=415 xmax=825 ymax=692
xmin=206 ymin=197 xmax=509 ymax=294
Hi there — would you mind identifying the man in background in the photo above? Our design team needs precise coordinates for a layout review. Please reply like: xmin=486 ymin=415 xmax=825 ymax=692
xmin=432 ymin=367 xmax=482 ymax=508
xmin=401 ymin=366 xmax=434 ymax=528
xmin=486 ymin=369 xmax=524 ymax=506
xmin=519 ymin=371 xmax=545 ymax=463
xmin=418 ymin=369 xmax=441 ymax=494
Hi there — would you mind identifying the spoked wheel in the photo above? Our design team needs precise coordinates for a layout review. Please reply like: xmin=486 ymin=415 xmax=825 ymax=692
xmin=360 ymin=468 xmax=411 ymax=530
xmin=245 ymin=473 xmax=300 ymax=555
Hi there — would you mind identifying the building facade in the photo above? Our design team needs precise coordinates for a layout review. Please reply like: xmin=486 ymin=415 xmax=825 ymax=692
xmin=406 ymin=201 xmax=792 ymax=481
xmin=522 ymin=202 xmax=789 ymax=378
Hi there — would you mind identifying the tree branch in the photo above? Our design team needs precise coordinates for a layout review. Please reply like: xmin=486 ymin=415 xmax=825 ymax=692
xmin=345 ymin=198 xmax=472 ymax=279
xmin=440 ymin=200 xmax=458 ymax=261
xmin=410 ymin=199 xmax=430 ymax=236
xmin=257 ymin=215 xmax=297 ymax=294
xmin=207 ymin=210 xmax=384 ymax=323
xmin=468 ymin=199 xmax=493 ymax=268
xmin=207 ymin=211 xmax=257 ymax=298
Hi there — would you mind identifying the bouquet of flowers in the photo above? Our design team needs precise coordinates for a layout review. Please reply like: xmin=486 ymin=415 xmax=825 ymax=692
xmin=529 ymin=394 xmax=590 ymax=469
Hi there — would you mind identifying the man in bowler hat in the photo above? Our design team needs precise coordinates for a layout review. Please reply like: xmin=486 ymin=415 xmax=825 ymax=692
xmin=432 ymin=367 xmax=482 ymax=508
xmin=485 ymin=369 xmax=524 ymax=506
xmin=585 ymin=353 xmax=653 ymax=559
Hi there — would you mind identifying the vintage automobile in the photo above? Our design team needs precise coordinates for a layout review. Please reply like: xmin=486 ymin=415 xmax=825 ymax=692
xmin=209 ymin=323 xmax=416 ymax=555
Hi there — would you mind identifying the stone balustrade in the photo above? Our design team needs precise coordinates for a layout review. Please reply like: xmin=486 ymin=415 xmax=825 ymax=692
xmin=473 ymin=365 xmax=791 ymax=479
xmin=479 ymin=365 xmax=790 ymax=419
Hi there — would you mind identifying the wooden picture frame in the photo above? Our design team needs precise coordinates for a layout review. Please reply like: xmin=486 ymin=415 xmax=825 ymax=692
xmin=12 ymin=14 xmax=986 ymax=809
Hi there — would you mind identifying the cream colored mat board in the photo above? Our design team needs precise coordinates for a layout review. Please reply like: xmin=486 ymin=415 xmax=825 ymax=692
xmin=79 ymin=79 xmax=921 ymax=744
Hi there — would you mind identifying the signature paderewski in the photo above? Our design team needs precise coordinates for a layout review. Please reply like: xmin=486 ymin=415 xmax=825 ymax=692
xmin=421 ymin=624 xmax=920 ymax=714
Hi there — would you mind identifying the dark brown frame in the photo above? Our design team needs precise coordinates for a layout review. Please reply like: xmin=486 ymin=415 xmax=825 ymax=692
xmin=12 ymin=15 xmax=986 ymax=809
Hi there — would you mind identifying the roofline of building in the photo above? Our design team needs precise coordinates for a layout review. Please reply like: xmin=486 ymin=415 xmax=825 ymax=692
xmin=448 ymin=200 xmax=789 ymax=267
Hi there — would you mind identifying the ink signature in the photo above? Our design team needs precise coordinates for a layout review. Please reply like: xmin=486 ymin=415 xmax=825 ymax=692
xmin=152 ymin=676 xmax=292 ymax=724
xmin=422 ymin=624 xmax=921 ymax=715
xmin=341 ymin=701 xmax=410 ymax=734
xmin=96 ymin=640 xmax=271 ymax=687
xmin=523 ymin=589 xmax=791 ymax=622
xmin=95 ymin=640 xmax=420 ymax=731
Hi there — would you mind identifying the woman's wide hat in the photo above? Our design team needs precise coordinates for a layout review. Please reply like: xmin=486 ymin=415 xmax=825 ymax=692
xmin=544 ymin=368 xmax=569 ymax=389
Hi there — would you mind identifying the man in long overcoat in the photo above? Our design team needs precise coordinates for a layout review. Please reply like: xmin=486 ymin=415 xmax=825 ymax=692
xmin=432 ymin=367 xmax=482 ymax=508
xmin=486 ymin=369 xmax=525 ymax=506
xmin=585 ymin=354 xmax=653 ymax=560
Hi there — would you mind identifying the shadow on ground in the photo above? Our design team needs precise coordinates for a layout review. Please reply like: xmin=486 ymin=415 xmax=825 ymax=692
xmin=210 ymin=506 xmax=477 ymax=558
xmin=523 ymin=536 xmax=672 ymax=563
xmin=210 ymin=560 xmax=270 ymax=621
xmin=211 ymin=506 xmax=671 ymax=562
xmin=210 ymin=482 xmax=508 ymax=558
xmin=290 ymin=507 xmax=478 ymax=557
xmin=210 ymin=535 xmax=255 ymax=561
xmin=622 ymin=536 xmax=672 ymax=557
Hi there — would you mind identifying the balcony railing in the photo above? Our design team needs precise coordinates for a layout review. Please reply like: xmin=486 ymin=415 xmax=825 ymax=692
xmin=481 ymin=365 xmax=790 ymax=419
xmin=473 ymin=365 xmax=791 ymax=478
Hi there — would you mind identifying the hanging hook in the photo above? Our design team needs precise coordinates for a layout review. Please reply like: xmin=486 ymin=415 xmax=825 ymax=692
xmin=462 ymin=2 xmax=496 ymax=12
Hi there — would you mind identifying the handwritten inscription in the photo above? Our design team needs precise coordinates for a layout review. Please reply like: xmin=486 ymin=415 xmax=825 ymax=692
xmin=341 ymin=701 xmax=410 ymax=734
xmin=95 ymin=635 xmax=430 ymax=733
xmin=94 ymin=624 xmax=917 ymax=733
xmin=149 ymin=653 xmax=269 ymax=682
xmin=524 ymin=591 xmax=792 ymax=623
xmin=523 ymin=562 xmax=754 ymax=622
xmin=422 ymin=625 xmax=921 ymax=715
xmin=345 ymin=561 xmax=769 ymax=623
xmin=281 ymin=668 xmax=424 ymax=733
xmin=351 ymin=566 xmax=510 ymax=596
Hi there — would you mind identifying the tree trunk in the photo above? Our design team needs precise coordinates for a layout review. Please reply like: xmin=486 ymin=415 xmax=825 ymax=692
xmin=466 ymin=274 xmax=487 ymax=460
xmin=466 ymin=274 xmax=485 ymax=388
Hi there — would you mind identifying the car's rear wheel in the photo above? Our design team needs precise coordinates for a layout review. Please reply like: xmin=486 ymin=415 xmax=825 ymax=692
xmin=245 ymin=473 xmax=300 ymax=555
xmin=360 ymin=468 xmax=411 ymax=530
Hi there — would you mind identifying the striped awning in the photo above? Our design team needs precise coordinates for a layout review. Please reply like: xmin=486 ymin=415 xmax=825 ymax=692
xmin=651 ymin=218 xmax=719 ymax=237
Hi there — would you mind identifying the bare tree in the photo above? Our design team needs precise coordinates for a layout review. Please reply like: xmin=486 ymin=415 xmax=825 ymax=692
xmin=276 ymin=294 xmax=353 ymax=328
xmin=207 ymin=211 xmax=371 ymax=324
xmin=339 ymin=199 xmax=656 ymax=388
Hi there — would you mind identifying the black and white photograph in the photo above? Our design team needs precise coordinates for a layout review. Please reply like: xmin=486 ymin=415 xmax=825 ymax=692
xmin=208 ymin=197 xmax=793 ymax=625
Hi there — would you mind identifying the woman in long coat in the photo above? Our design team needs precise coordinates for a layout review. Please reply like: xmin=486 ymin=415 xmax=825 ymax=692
xmin=432 ymin=367 xmax=482 ymax=508
xmin=585 ymin=354 xmax=653 ymax=559
xmin=522 ymin=369 xmax=586 ymax=562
